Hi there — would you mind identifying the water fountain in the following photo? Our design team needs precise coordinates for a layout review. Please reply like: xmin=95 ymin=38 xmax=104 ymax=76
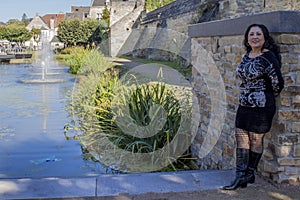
xmin=20 ymin=36 xmax=68 ymax=84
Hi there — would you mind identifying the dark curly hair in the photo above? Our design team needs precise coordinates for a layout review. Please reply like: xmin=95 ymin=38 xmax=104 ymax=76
xmin=243 ymin=24 xmax=281 ymax=66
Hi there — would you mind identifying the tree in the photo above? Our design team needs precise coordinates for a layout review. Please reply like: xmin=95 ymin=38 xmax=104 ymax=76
xmin=7 ymin=19 xmax=25 ymax=26
xmin=58 ymin=19 xmax=103 ymax=47
xmin=21 ymin=13 xmax=30 ymax=26
xmin=30 ymin=28 xmax=41 ymax=42
xmin=101 ymin=5 xmax=110 ymax=27
xmin=57 ymin=19 xmax=81 ymax=46
xmin=78 ymin=19 xmax=99 ymax=44
xmin=0 ymin=24 xmax=31 ymax=42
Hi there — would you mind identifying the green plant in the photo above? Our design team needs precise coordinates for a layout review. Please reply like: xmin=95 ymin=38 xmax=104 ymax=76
xmin=78 ymin=49 xmax=113 ymax=75
xmin=65 ymin=54 xmax=194 ymax=172
xmin=56 ymin=47 xmax=111 ymax=74
xmin=145 ymin=0 xmax=175 ymax=12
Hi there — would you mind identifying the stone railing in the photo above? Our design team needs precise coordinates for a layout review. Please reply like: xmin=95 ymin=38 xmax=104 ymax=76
xmin=189 ymin=11 xmax=300 ymax=185
xmin=141 ymin=0 xmax=200 ymax=25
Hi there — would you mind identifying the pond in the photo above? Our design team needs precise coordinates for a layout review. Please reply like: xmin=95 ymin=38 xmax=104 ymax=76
xmin=0 ymin=63 xmax=106 ymax=179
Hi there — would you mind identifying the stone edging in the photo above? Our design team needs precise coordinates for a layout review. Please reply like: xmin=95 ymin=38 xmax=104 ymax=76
xmin=188 ymin=10 xmax=300 ymax=37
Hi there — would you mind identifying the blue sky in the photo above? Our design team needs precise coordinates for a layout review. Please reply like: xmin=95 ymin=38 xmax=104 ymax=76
xmin=0 ymin=0 xmax=92 ymax=23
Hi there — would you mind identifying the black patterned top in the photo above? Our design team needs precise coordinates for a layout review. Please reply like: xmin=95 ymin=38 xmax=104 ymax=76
xmin=236 ymin=51 xmax=284 ymax=108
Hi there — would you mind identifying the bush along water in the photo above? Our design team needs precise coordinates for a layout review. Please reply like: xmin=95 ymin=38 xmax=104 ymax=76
xmin=64 ymin=50 xmax=194 ymax=172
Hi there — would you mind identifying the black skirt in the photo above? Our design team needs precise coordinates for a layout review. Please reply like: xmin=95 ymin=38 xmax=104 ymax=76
xmin=235 ymin=105 xmax=276 ymax=134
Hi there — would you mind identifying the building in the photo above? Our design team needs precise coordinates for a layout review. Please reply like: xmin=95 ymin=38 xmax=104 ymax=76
xmin=65 ymin=6 xmax=90 ymax=21
xmin=26 ymin=13 xmax=65 ymax=49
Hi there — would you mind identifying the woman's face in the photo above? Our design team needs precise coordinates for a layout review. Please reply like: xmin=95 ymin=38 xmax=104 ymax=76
xmin=247 ymin=26 xmax=265 ymax=51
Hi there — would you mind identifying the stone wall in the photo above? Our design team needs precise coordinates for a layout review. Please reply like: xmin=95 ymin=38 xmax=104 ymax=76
xmin=114 ymin=0 xmax=200 ymax=66
xmin=110 ymin=0 xmax=141 ymax=26
xmin=219 ymin=0 xmax=300 ymax=19
xmin=189 ymin=11 xmax=300 ymax=185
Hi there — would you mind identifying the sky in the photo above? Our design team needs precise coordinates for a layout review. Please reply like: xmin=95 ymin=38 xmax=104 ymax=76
xmin=0 ymin=0 xmax=92 ymax=23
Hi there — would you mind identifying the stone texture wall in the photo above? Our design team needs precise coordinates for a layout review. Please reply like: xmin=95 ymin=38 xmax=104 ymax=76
xmin=115 ymin=0 xmax=200 ymax=65
xmin=110 ymin=0 xmax=140 ymax=26
xmin=262 ymin=33 xmax=300 ymax=184
xmin=189 ymin=11 xmax=300 ymax=185
xmin=219 ymin=0 xmax=300 ymax=19
xmin=109 ymin=1 xmax=144 ymax=57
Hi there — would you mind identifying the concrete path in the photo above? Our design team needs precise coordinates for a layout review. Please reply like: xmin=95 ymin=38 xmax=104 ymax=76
xmin=0 ymin=170 xmax=234 ymax=199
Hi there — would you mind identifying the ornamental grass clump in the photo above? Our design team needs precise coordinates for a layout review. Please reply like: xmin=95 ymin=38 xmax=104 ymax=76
xmin=59 ymin=46 xmax=90 ymax=74
xmin=76 ymin=79 xmax=186 ymax=172
xmin=65 ymin=53 xmax=191 ymax=172
xmin=100 ymin=82 xmax=182 ymax=153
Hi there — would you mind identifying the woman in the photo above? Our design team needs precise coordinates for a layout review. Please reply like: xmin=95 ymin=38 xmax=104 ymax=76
xmin=223 ymin=24 xmax=284 ymax=190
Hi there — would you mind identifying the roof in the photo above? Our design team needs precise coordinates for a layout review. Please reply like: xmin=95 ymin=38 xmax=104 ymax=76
xmin=92 ymin=0 xmax=107 ymax=7
xmin=50 ymin=36 xmax=61 ymax=43
xmin=42 ymin=13 xmax=65 ymax=28
xmin=26 ymin=14 xmax=49 ymax=30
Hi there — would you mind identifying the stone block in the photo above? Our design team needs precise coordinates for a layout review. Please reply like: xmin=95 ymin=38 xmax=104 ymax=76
xmin=292 ymin=95 xmax=300 ymax=106
xmin=283 ymin=74 xmax=296 ymax=86
xmin=271 ymin=122 xmax=286 ymax=134
xmin=279 ymin=44 xmax=289 ymax=52
xmin=278 ymin=34 xmax=299 ymax=44
xmin=293 ymin=144 xmax=300 ymax=157
xmin=289 ymin=64 xmax=300 ymax=73
xmin=275 ymin=145 xmax=292 ymax=157
xmin=276 ymin=173 xmax=299 ymax=185
xmin=278 ymin=110 xmax=300 ymax=121
xmin=284 ymin=166 xmax=299 ymax=176
xmin=291 ymin=122 xmax=300 ymax=133
xmin=280 ymin=97 xmax=291 ymax=107
xmin=284 ymin=86 xmax=300 ymax=94
xmin=278 ymin=157 xmax=300 ymax=166
xmin=263 ymin=149 xmax=274 ymax=160
xmin=277 ymin=134 xmax=298 ymax=145
xmin=262 ymin=160 xmax=284 ymax=173
xmin=225 ymin=53 xmax=235 ymax=62
xmin=222 ymin=143 xmax=233 ymax=156
xmin=283 ymin=54 xmax=299 ymax=65
xmin=231 ymin=45 xmax=243 ymax=53
xmin=292 ymin=45 xmax=300 ymax=53
xmin=224 ymin=46 xmax=231 ymax=53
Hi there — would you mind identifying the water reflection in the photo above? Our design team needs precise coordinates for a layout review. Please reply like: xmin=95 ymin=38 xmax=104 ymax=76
xmin=0 ymin=64 xmax=105 ymax=178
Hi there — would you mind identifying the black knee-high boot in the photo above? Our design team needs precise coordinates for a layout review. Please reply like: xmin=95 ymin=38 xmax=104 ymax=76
xmin=246 ymin=151 xmax=262 ymax=184
xmin=222 ymin=148 xmax=249 ymax=190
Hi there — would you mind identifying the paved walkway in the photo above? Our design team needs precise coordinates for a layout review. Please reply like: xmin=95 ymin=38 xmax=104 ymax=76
xmin=0 ymin=170 xmax=233 ymax=199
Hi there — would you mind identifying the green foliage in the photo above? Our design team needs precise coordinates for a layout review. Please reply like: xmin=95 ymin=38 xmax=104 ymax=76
xmin=56 ymin=46 xmax=112 ymax=74
xmin=102 ymin=5 xmax=110 ymax=27
xmin=6 ymin=19 xmax=25 ymax=26
xmin=0 ymin=24 xmax=31 ymax=42
xmin=79 ymin=49 xmax=113 ymax=75
xmin=30 ymin=28 xmax=41 ymax=42
xmin=103 ymin=82 xmax=181 ymax=153
xmin=65 ymin=55 xmax=192 ymax=171
xmin=57 ymin=18 xmax=107 ymax=47
xmin=21 ymin=13 xmax=30 ymax=26
xmin=57 ymin=46 xmax=89 ymax=74
xmin=78 ymin=19 xmax=100 ymax=44
xmin=145 ymin=0 xmax=175 ymax=11
xmin=57 ymin=19 xmax=81 ymax=46
xmin=88 ymin=20 xmax=110 ymax=54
